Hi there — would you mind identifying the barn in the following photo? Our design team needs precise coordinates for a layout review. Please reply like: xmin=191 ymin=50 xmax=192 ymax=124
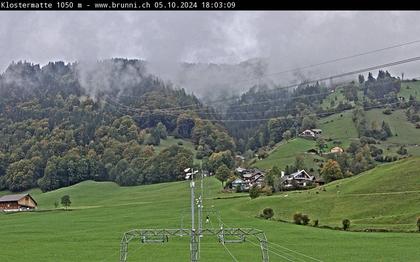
xmin=0 ymin=194 xmax=38 ymax=212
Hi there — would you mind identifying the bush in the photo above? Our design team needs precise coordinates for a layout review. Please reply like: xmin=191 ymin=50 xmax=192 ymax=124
xmin=261 ymin=208 xmax=274 ymax=219
xmin=262 ymin=186 xmax=273 ymax=196
xmin=417 ymin=217 xmax=420 ymax=232
xmin=313 ymin=219 xmax=319 ymax=227
xmin=397 ymin=146 xmax=408 ymax=155
xmin=342 ymin=219 xmax=351 ymax=230
xmin=249 ymin=185 xmax=260 ymax=199
xmin=301 ymin=214 xmax=310 ymax=225
xmin=293 ymin=213 xmax=303 ymax=225
xmin=382 ymin=108 xmax=392 ymax=115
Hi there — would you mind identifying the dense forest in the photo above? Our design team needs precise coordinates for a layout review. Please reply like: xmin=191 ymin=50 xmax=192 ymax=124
xmin=0 ymin=58 xmax=409 ymax=193
xmin=0 ymin=59 xmax=234 ymax=192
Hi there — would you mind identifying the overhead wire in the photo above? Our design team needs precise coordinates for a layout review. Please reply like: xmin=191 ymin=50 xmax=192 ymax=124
xmin=103 ymin=55 xmax=420 ymax=116
xmin=114 ymin=39 xmax=420 ymax=111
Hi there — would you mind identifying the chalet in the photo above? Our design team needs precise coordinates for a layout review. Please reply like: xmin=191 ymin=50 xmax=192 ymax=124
xmin=231 ymin=178 xmax=246 ymax=191
xmin=0 ymin=194 xmax=37 ymax=212
xmin=231 ymin=169 xmax=266 ymax=191
xmin=280 ymin=170 xmax=315 ymax=189
xmin=299 ymin=129 xmax=322 ymax=139
xmin=300 ymin=129 xmax=315 ymax=138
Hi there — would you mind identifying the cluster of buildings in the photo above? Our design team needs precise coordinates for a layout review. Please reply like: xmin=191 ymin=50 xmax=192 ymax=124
xmin=231 ymin=168 xmax=265 ymax=191
xmin=231 ymin=167 xmax=321 ymax=192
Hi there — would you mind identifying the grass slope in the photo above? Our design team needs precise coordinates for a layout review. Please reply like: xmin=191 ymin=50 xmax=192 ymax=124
xmin=319 ymin=110 xmax=358 ymax=149
xmin=1 ymin=163 xmax=420 ymax=261
xmin=253 ymin=138 xmax=318 ymax=171
xmin=155 ymin=136 xmax=200 ymax=164
xmin=399 ymin=81 xmax=420 ymax=100
xmin=240 ymin=157 xmax=420 ymax=231
xmin=365 ymin=109 xmax=420 ymax=156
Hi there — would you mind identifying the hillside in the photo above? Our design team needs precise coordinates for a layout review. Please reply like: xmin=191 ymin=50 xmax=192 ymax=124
xmin=252 ymin=138 xmax=320 ymax=171
xmin=319 ymin=110 xmax=358 ymax=149
xmin=364 ymin=108 xmax=420 ymax=156
xmin=0 ymin=60 xmax=234 ymax=193
xmin=399 ymin=80 xmax=420 ymax=100
xmin=1 ymin=166 xmax=419 ymax=261
xmin=240 ymin=157 xmax=420 ymax=231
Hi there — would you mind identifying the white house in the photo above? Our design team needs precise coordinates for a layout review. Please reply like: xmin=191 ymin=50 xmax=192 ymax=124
xmin=281 ymin=170 xmax=315 ymax=188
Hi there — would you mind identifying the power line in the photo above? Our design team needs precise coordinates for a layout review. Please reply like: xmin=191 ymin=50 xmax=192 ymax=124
xmin=119 ymin=39 xmax=420 ymax=112
xmin=104 ymin=92 xmax=403 ymax=124
xmin=236 ymin=38 xmax=420 ymax=84
xmin=106 ymin=55 xmax=420 ymax=113
xmin=246 ymin=239 xmax=295 ymax=262
xmin=266 ymin=240 xmax=323 ymax=262
xmin=116 ymin=39 xmax=420 ymax=111
xmin=221 ymin=242 xmax=240 ymax=262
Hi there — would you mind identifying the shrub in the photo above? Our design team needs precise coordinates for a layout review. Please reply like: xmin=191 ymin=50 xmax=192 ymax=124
xmin=262 ymin=186 xmax=273 ymax=196
xmin=417 ymin=217 xmax=420 ymax=232
xmin=301 ymin=214 xmax=310 ymax=225
xmin=313 ymin=219 xmax=319 ymax=227
xmin=249 ymin=185 xmax=260 ymax=199
xmin=342 ymin=219 xmax=351 ymax=230
xmin=397 ymin=146 xmax=408 ymax=155
xmin=293 ymin=212 xmax=303 ymax=225
xmin=382 ymin=108 xmax=392 ymax=115
xmin=261 ymin=208 xmax=274 ymax=219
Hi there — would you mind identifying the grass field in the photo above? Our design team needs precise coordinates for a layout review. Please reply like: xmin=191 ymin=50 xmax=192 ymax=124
xmin=321 ymin=89 xmax=346 ymax=110
xmin=1 ymin=157 xmax=420 ymax=261
xmin=242 ymin=157 xmax=420 ymax=231
xmin=365 ymin=109 xmax=420 ymax=146
xmin=319 ymin=110 xmax=358 ymax=149
xmin=399 ymin=81 xmax=420 ymax=100
xmin=155 ymin=136 xmax=200 ymax=164
xmin=252 ymin=138 xmax=317 ymax=171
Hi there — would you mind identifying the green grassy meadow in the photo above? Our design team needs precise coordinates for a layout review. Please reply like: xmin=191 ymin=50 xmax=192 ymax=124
xmin=253 ymin=138 xmax=318 ymax=171
xmin=1 ymin=158 xmax=420 ymax=261
xmin=154 ymin=136 xmax=201 ymax=164
xmin=319 ymin=110 xmax=358 ymax=149
xmin=399 ymin=81 xmax=420 ymax=100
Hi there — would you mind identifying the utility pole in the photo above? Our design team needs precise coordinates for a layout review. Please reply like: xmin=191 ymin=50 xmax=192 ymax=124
xmin=119 ymin=167 xmax=270 ymax=262
xmin=186 ymin=168 xmax=199 ymax=262
xmin=197 ymin=169 xmax=204 ymax=259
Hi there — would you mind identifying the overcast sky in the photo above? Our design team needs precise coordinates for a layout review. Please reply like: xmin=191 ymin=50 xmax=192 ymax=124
xmin=1 ymin=11 xmax=420 ymax=95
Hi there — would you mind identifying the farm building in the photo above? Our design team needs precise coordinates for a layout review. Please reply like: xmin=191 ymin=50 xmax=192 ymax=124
xmin=0 ymin=194 xmax=37 ymax=212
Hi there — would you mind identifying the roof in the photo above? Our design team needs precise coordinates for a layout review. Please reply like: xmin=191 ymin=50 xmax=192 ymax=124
xmin=232 ymin=178 xmax=244 ymax=183
xmin=243 ymin=173 xmax=255 ymax=178
xmin=235 ymin=167 xmax=246 ymax=172
xmin=287 ymin=170 xmax=314 ymax=180
xmin=330 ymin=146 xmax=344 ymax=153
xmin=0 ymin=194 xmax=37 ymax=205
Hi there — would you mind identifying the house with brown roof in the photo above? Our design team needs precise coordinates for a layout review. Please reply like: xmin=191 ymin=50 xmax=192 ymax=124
xmin=0 ymin=194 xmax=37 ymax=212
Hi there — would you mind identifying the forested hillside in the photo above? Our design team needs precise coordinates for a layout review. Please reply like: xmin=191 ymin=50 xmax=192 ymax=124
xmin=0 ymin=59 xmax=234 ymax=192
